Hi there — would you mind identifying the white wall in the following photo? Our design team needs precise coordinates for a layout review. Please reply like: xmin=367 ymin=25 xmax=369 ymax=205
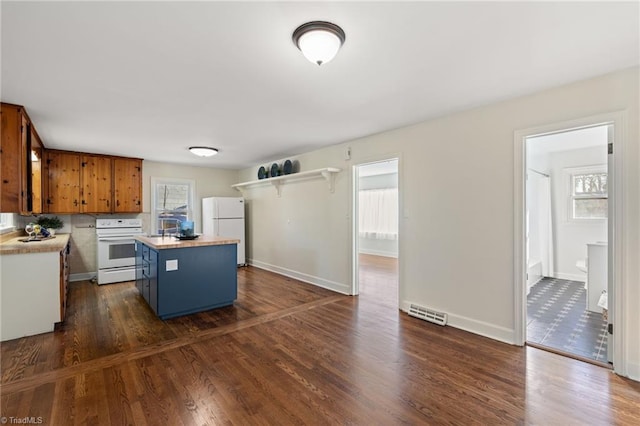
xmin=142 ymin=161 xmax=239 ymax=234
xmin=239 ymin=67 xmax=640 ymax=379
xmin=550 ymin=146 xmax=608 ymax=281
xmin=359 ymin=172 xmax=398 ymax=257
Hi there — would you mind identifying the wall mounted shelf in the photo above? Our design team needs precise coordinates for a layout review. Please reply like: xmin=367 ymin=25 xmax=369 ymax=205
xmin=232 ymin=167 xmax=341 ymax=197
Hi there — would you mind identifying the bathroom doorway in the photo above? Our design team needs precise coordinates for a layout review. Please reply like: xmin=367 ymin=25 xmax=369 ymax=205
xmin=524 ymin=124 xmax=612 ymax=365
xmin=352 ymin=159 xmax=399 ymax=307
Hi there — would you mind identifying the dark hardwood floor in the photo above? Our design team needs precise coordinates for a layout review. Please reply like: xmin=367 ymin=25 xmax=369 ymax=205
xmin=1 ymin=266 xmax=639 ymax=424
xmin=358 ymin=253 xmax=398 ymax=306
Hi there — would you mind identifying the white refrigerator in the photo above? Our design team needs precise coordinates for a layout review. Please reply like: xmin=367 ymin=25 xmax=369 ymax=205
xmin=202 ymin=196 xmax=245 ymax=265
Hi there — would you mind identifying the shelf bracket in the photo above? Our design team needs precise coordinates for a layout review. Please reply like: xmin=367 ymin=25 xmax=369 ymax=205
xmin=271 ymin=181 xmax=283 ymax=197
xmin=321 ymin=170 xmax=337 ymax=193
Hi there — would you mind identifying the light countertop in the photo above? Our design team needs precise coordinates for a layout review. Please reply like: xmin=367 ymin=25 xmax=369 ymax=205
xmin=135 ymin=235 xmax=239 ymax=250
xmin=0 ymin=233 xmax=70 ymax=255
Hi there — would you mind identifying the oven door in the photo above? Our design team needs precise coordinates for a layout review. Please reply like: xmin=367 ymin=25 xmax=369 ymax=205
xmin=97 ymin=237 xmax=137 ymax=269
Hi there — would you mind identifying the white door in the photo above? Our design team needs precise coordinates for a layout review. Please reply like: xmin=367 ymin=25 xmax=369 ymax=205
xmin=607 ymin=124 xmax=614 ymax=363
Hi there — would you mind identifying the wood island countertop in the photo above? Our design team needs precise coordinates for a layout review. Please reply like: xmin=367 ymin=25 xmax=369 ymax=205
xmin=135 ymin=235 xmax=240 ymax=250
xmin=0 ymin=233 xmax=71 ymax=255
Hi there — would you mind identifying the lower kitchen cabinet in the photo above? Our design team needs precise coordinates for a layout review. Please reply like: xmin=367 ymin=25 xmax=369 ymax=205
xmin=135 ymin=240 xmax=237 ymax=319
xmin=0 ymin=235 xmax=71 ymax=341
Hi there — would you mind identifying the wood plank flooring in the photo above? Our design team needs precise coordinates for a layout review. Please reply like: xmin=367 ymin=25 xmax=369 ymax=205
xmin=1 ymin=265 xmax=639 ymax=424
xmin=358 ymin=253 xmax=398 ymax=306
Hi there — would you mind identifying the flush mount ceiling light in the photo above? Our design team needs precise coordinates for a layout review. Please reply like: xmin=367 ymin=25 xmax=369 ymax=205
xmin=189 ymin=146 xmax=218 ymax=157
xmin=292 ymin=21 xmax=346 ymax=66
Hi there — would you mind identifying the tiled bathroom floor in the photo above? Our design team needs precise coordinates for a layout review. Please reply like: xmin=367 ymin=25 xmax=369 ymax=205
xmin=527 ymin=277 xmax=608 ymax=363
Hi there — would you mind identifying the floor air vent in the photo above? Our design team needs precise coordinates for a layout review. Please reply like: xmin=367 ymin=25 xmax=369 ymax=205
xmin=408 ymin=304 xmax=448 ymax=326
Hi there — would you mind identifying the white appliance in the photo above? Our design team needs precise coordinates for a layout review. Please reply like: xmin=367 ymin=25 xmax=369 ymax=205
xmin=96 ymin=218 xmax=145 ymax=285
xmin=202 ymin=197 xmax=245 ymax=265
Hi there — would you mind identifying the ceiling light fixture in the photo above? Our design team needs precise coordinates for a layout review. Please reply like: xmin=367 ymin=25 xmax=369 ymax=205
xmin=292 ymin=21 xmax=346 ymax=66
xmin=189 ymin=146 xmax=219 ymax=157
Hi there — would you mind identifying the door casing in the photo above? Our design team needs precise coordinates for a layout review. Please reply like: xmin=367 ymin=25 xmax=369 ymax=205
xmin=513 ymin=111 xmax=627 ymax=375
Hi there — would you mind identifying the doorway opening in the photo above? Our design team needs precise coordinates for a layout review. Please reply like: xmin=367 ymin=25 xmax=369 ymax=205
xmin=524 ymin=124 xmax=612 ymax=365
xmin=353 ymin=159 xmax=399 ymax=307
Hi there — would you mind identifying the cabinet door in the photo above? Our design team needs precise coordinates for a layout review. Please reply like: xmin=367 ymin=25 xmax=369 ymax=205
xmin=81 ymin=155 xmax=112 ymax=213
xmin=45 ymin=151 xmax=81 ymax=213
xmin=135 ymin=242 xmax=143 ymax=294
xmin=19 ymin=114 xmax=30 ymax=214
xmin=0 ymin=104 xmax=26 ymax=213
xmin=113 ymin=158 xmax=142 ymax=213
xmin=30 ymin=130 xmax=43 ymax=214
xmin=59 ymin=243 xmax=70 ymax=322
xmin=148 ymin=248 xmax=158 ymax=314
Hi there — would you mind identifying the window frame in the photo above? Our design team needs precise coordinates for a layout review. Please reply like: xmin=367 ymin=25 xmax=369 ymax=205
xmin=150 ymin=177 xmax=196 ymax=235
xmin=564 ymin=164 xmax=607 ymax=223
xmin=0 ymin=213 xmax=16 ymax=234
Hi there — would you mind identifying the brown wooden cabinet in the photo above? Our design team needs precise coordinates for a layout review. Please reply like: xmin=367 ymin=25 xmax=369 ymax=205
xmin=45 ymin=151 xmax=82 ymax=213
xmin=45 ymin=150 xmax=142 ymax=214
xmin=1 ymin=103 xmax=32 ymax=214
xmin=113 ymin=158 xmax=142 ymax=213
xmin=81 ymin=154 xmax=112 ymax=213
xmin=59 ymin=242 xmax=70 ymax=321
xmin=30 ymin=128 xmax=44 ymax=214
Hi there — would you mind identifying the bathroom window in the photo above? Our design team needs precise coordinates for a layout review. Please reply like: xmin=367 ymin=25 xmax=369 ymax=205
xmin=567 ymin=166 xmax=607 ymax=220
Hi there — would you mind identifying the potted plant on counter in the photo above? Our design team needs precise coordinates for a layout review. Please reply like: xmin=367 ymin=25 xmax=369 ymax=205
xmin=36 ymin=216 xmax=64 ymax=235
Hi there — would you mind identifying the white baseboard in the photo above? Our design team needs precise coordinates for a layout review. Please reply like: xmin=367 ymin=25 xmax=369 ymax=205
xmin=358 ymin=249 xmax=398 ymax=258
xmin=553 ymin=272 xmax=586 ymax=282
xmin=401 ymin=300 xmax=515 ymax=345
xmin=69 ymin=272 xmax=96 ymax=282
xmin=248 ymin=259 xmax=351 ymax=295
xmin=625 ymin=361 xmax=640 ymax=382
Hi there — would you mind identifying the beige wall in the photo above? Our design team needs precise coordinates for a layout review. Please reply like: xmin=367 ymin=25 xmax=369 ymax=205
xmin=239 ymin=67 xmax=640 ymax=380
xmin=142 ymin=161 xmax=239 ymax=233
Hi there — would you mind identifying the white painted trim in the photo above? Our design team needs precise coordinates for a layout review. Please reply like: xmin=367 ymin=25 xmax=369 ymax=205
xmin=248 ymin=258 xmax=351 ymax=295
xmin=69 ymin=272 xmax=96 ymax=282
xmin=628 ymin=362 xmax=640 ymax=382
xmin=552 ymin=272 xmax=586 ymax=282
xmin=401 ymin=301 xmax=515 ymax=344
xmin=514 ymin=110 xmax=627 ymax=377
xmin=150 ymin=176 xmax=196 ymax=234
xmin=351 ymin=153 xmax=403 ymax=306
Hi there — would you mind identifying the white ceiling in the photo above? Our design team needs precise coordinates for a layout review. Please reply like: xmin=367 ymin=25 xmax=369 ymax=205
xmin=2 ymin=1 xmax=638 ymax=169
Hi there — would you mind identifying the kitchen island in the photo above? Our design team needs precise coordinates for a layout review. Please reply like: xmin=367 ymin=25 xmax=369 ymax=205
xmin=134 ymin=235 xmax=239 ymax=319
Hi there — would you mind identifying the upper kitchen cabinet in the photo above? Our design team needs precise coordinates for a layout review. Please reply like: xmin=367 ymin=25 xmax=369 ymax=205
xmin=113 ymin=158 xmax=142 ymax=213
xmin=81 ymin=154 xmax=112 ymax=213
xmin=44 ymin=150 xmax=142 ymax=214
xmin=45 ymin=151 xmax=82 ymax=213
xmin=0 ymin=103 xmax=43 ymax=214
